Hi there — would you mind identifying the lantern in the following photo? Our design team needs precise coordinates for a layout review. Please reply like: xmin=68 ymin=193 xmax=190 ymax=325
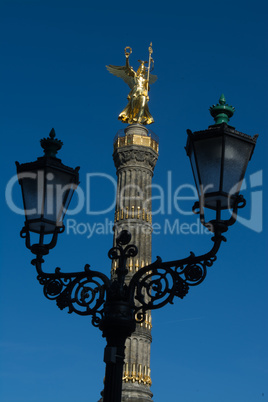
xmin=16 ymin=129 xmax=79 ymax=237
xmin=186 ymin=95 xmax=258 ymax=210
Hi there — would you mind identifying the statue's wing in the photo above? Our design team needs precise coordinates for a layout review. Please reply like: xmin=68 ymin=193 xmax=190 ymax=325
xmin=106 ymin=65 xmax=134 ymax=89
xmin=149 ymin=73 xmax=158 ymax=85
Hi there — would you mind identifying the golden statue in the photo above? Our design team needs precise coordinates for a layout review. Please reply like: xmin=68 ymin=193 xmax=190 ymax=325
xmin=106 ymin=44 xmax=157 ymax=125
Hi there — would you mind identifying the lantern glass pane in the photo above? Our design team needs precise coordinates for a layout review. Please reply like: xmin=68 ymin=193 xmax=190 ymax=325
xmin=20 ymin=170 xmax=44 ymax=221
xmin=189 ymin=147 xmax=199 ymax=194
xmin=61 ymin=185 xmax=76 ymax=220
xmin=222 ymin=136 xmax=254 ymax=196
xmin=194 ymin=136 xmax=223 ymax=195
xmin=43 ymin=168 xmax=76 ymax=228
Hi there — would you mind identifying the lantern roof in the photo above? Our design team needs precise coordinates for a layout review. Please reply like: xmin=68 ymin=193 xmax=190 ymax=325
xmin=16 ymin=128 xmax=80 ymax=181
xmin=186 ymin=122 xmax=258 ymax=155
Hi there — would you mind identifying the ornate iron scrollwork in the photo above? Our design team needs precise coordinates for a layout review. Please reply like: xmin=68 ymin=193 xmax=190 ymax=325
xmin=127 ymin=233 xmax=222 ymax=323
xmin=32 ymin=257 xmax=110 ymax=327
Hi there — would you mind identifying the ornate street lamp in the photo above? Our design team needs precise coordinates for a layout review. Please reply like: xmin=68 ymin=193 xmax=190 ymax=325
xmin=16 ymin=128 xmax=80 ymax=255
xmin=186 ymin=94 xmax=258 ymax=231
xmin=186 ymin=94 xmax=257 ymax=211
xmin=16 ymin=96 xmax=257 ymax=402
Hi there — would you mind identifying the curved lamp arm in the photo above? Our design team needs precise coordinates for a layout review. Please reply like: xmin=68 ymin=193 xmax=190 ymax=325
xmin=31 ymin=255 xmax=111 ymax=327
xmin=126 ymin=195 xmax=247 ymax=323
xmin=127 ymin=229 xmax=226 ymax=322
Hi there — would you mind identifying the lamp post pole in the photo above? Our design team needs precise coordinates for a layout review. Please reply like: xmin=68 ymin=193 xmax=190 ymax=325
xmin=16 ymin=95 xmax=258 ymax=402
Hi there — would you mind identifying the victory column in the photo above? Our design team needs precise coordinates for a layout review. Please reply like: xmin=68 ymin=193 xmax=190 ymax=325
xmin=101 ymin=44 xmax=158 ymax=401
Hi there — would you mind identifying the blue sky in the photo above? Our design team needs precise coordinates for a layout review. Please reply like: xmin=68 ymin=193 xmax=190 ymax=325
xmin=0 ymin=1 xmax=267 ymax=401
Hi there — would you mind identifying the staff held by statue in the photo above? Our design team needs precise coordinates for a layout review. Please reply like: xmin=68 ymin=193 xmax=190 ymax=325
xmin=146 ymin=42 xmax=153 ymax=96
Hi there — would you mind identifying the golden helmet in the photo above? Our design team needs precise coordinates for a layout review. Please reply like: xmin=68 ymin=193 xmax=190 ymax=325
xmin=137 ymin=60 xmax=147 ymax=75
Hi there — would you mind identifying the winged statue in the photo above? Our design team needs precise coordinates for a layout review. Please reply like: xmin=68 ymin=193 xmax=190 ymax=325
xmin=106 ymin=44 xmax=157 ymax=125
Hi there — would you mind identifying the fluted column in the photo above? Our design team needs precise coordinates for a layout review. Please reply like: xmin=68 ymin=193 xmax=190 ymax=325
xmin=112 ymin=124 xmax=158 ymax=401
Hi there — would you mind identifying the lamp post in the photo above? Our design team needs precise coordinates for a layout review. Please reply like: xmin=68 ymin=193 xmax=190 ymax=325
xmin=16 ymin=95 xmax=257 ymax=402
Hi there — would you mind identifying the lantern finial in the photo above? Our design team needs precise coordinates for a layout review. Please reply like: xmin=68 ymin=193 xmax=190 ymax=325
xmin=40 ymin=128 xmax=63 ymax=157
xmin=209 ymin=94 xmax=235 ymax=125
